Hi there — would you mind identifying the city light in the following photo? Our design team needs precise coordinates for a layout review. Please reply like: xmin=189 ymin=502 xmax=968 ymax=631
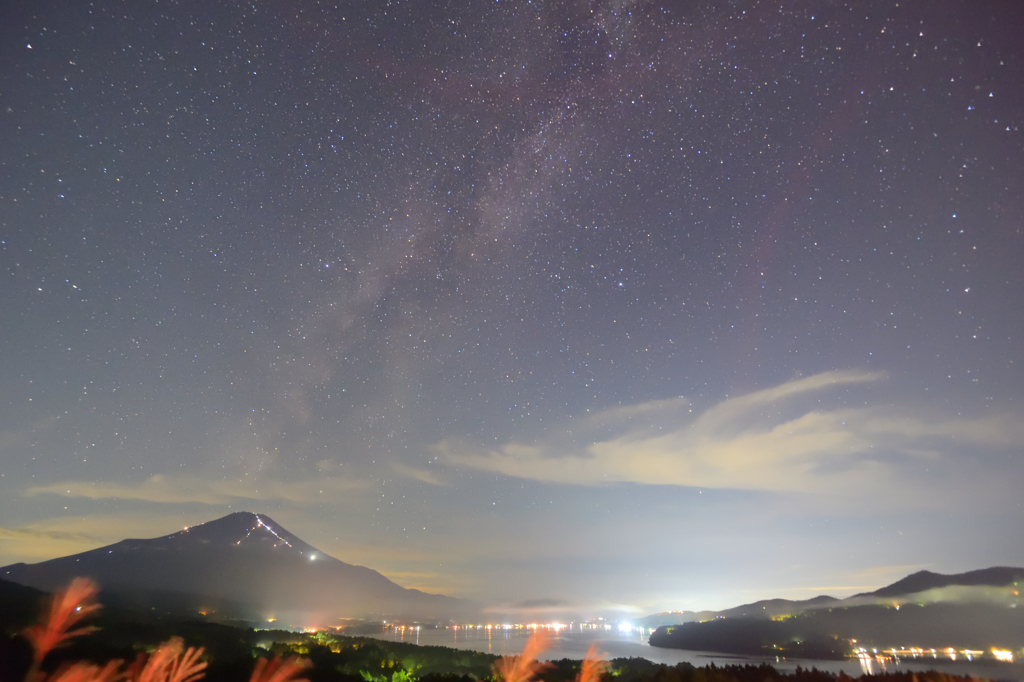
xmin=856 ymin=645 xmax=1016 ymax=668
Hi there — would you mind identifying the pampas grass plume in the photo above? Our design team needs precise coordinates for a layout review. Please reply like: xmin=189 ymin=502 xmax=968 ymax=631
xmin=24 ymin=577 xmax=102 ymax=665
xmin=248 ymin=656 xmax=312 ymax=682
xmin=493 ymin=631 xmax=553 ymax=682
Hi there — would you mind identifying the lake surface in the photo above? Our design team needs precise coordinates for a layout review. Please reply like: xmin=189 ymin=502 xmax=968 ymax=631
xmin=365 ymin=624 xmax=1023 ymax=681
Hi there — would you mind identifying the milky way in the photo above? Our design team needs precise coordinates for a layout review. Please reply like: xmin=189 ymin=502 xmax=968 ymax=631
xmin=1 ymin=0 xmax=1022 ymax=615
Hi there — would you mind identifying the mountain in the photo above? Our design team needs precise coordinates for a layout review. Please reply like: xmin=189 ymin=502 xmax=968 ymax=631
xmin=0 ymin=512 xmax=476 ymax=626
xmin=635 ymin=597 xmax=845 ymax=629
xmin=857 ymin=566 xmax=1024 ymax=599
xmin=716 ymin=595 xmax=841 ymax=620
xmin=0 ymin=577 xmax=47 ymax=633
xmin=646 ymin=567 xmax=1024 ymax=659
xmin=642 ymin=567 xmax=1024 ymax=628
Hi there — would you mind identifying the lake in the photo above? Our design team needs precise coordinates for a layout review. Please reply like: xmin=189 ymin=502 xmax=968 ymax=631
xmin=365 ymin=624 xmax=1023 ymax=681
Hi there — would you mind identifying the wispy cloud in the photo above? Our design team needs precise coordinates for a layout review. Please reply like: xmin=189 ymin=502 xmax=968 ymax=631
xmin=24 ymin=473 xmax=367 ymax=505
xmin=0 ymin=526 xmax=96 ymax=544
xmin=0 ymin=511 xmax=303 ymax=566
xmin=0 ymin=516 xmax=149 ymax=563
xmin=390 ymin=462 xmax=447 ymax=486
xmin=438 ymin=370 xmax=1022 ymax=494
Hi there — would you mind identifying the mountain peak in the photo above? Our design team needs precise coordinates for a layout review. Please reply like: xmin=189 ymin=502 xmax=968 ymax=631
xmin=156 ymin=512 xmax=319 ymax=557
xmin=865 ymin=566 xmax=1024 ymax=598
xmin=1 ymin=513 xmax=476 ymax=623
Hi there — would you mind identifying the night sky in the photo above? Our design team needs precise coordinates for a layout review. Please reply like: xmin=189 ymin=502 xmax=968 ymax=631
xmin=2 ymin=0 xmax=1023 ymax=620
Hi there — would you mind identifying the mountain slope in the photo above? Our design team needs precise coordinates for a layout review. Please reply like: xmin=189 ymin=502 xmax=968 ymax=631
xmin=643 ymin=567 xmax=1024 ymax=628
xmin=858 ymin=566 xmax=1024 ymax=599
xmin=647 ymin=567 xmax=1024 ymax=659
xmin=0 ymin=512 xmax=475 ymax=625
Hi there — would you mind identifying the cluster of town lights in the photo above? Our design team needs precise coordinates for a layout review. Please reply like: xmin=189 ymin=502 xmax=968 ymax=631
xmin=855 ymin=646 xmax=1014 ymax=664
xmin=384 ymin=621 xmax=654 ymax=631
xmin=284 ymin=621 xmax=1019 ymax=667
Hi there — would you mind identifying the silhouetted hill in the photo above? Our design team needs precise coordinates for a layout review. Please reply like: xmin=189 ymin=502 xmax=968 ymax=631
xmin=636 ymin=597 xmax=842 ymax=628
xmin=0 ymin=578 xmax=47 ymax=632
xmin=858 ymin=567 xmax=1024 ymax=599
xmin=718 ymin=595 xmax=840 ymax=620
xmin=647 ymin=567 xmax=1024 ymax=660
xmin=649 ymin=601 xmax=1024 ymax=659
xmin=0 ymin=512 xmax=477 ymax=625
xmin=643 ymin=567 xmax=1024 ymax=629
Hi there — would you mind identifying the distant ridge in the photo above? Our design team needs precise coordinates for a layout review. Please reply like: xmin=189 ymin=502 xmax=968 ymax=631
xmin=640 ymin=566 xmax=1024 ymax=627
xmin=0 ymin=512 xmax=477 ymax=625
xmin=647 ymin=566 xmax=1024 ymax=658
xmin=858 ymin=566 xmax=1024 ymax=599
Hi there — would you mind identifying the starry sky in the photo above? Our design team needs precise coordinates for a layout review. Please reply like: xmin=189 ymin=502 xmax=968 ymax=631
xmin=2 ymin=0 xmax=1023 ymax=620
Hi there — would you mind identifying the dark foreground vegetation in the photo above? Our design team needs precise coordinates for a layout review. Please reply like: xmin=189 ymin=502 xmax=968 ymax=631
xmin=0 ymin=578 xmax=1003 ymax=682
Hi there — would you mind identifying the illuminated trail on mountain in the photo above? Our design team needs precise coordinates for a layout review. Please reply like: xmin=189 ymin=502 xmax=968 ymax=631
xmin=230 ymin=515 xmax=296 ymax=550
xmin=254 ymin=515 xmax=294 ymax=548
